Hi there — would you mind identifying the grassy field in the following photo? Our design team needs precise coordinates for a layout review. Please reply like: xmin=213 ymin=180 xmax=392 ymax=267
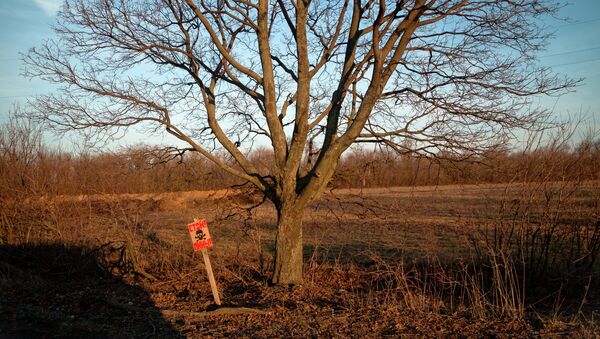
xmin=2 ymin=181 xmax=599 ymax=337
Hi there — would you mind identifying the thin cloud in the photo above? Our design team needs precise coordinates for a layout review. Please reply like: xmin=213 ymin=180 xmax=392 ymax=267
xmin=33 ymin=0 xmax=61 ymax=16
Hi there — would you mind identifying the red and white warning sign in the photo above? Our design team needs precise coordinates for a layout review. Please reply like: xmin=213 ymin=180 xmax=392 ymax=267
xmin=187 ymin=218 xmax=213 ymax=251
xmin=186 ymin=218 xmax=221 ymax=305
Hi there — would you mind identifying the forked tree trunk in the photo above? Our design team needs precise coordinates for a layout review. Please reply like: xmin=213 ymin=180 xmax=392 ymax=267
xmin=271 ymin=204 xmax=304 ymax=285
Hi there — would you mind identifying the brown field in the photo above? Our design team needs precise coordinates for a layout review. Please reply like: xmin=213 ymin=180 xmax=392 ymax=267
xmin=2 ymin=180 xmax=599 ymax=337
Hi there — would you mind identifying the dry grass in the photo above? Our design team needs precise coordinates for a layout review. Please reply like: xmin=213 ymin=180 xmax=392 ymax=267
xmin=2 ymin=180 xmax=599 ymax=337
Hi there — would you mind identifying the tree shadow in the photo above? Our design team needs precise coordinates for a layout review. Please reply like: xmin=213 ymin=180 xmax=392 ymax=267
xmin=0 ymin=243 xmax=183 ymax=338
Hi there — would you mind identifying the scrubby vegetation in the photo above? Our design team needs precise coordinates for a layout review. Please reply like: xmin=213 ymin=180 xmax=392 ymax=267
xmin=1 ymin=116 xmax=598 ymax=196
xmin=1 ymin=117 xmax=599 ymax=337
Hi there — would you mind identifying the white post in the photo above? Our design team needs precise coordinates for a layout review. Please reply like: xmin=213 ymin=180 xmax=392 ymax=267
xmin=201 ymin=248 xmax=221 ymax=305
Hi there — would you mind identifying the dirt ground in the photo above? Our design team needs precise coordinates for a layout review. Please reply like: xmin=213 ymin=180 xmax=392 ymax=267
xmin=1 ymin=182 xmax=599 ymax=337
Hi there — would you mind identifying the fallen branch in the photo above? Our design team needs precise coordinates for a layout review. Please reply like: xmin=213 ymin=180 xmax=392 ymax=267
xmin=106 ymin=298 xmax=268 ymax=318
xmin=160 ymin=307 xmax=269 ymax=318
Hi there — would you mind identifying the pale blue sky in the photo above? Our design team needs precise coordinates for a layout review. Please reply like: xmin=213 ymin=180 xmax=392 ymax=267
xmin=1 ymin=0 xmax=599 ymax=148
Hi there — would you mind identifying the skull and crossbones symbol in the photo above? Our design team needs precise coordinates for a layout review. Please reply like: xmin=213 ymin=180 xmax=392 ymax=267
xmin=195 ymin=229 xmax=207 ymax=241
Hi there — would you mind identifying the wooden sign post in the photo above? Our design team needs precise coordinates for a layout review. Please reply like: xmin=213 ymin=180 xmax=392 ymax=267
xmin=187 ymin=218 xmax=221 ymax=306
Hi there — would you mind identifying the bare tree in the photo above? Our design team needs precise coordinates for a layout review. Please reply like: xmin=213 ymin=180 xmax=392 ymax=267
xmin=24 ymin=0 xmax=577 ymax=285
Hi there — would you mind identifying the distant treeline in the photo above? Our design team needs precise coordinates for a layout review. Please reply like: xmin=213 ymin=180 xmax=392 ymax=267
xmin=334 ymin=140 xmax=600 ymax=188
xmin=1 ymin=118 xmax=599 ymax=197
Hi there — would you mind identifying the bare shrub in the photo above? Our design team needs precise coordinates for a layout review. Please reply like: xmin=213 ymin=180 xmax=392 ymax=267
xmin=462 ymin=130 xmax=600 ymax=319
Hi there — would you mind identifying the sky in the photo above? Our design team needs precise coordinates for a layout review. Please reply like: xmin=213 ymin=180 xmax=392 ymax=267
xmin=1 ymin=0 xmax=599 ymax=150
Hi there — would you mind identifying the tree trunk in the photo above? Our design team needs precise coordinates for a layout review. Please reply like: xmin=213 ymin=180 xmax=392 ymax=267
xmin=271 ymin=204 xmax=304 ymax=285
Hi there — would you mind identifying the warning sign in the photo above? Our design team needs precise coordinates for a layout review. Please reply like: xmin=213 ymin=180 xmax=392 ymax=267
xmin=187 ymin=219 xmax=213 ymax=251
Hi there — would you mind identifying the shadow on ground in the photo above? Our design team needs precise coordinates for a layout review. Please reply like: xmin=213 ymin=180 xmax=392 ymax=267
xmin=0 ymin=243 xmax=182 ymax=338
